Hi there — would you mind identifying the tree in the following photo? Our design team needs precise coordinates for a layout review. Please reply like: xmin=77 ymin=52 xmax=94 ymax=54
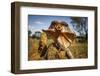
xmin=70 ymin=17 xmax=88 ymax=39
xmin=28 ymin=30 xmax=32 ymax=36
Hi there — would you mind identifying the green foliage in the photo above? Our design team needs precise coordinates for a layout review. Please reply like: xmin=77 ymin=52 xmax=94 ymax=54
xmin=71 ymin=17 xmax=88 ymax=39
xmin=28 ymin=30 xmax=32 ymax=36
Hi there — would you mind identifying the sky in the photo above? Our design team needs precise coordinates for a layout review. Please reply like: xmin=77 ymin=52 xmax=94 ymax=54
xmin=28 ymin=15 xmax=85 ymax=35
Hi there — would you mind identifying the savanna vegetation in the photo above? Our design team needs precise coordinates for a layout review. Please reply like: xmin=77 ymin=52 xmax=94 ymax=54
xmin=28 ymin=37 xmax=88 ymax=60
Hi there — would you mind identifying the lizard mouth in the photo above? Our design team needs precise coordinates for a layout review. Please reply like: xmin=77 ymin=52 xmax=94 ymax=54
xmin=55 ymin=26 xmax=62 ymax=31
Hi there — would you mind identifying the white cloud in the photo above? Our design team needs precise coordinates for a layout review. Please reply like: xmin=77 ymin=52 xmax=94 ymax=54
xmin=34 ymin=21 xmax=44 ymax=25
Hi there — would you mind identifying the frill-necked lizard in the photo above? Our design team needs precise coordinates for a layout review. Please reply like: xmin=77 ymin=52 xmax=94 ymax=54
xmin=39 ymin=21 xmax=76 ymax=59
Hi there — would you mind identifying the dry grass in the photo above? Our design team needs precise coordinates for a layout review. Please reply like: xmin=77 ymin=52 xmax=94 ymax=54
xmin=28 ymin=37 xmax=88 ymax=60
xmin=69 ymin=42 xmax=88 ymax=58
